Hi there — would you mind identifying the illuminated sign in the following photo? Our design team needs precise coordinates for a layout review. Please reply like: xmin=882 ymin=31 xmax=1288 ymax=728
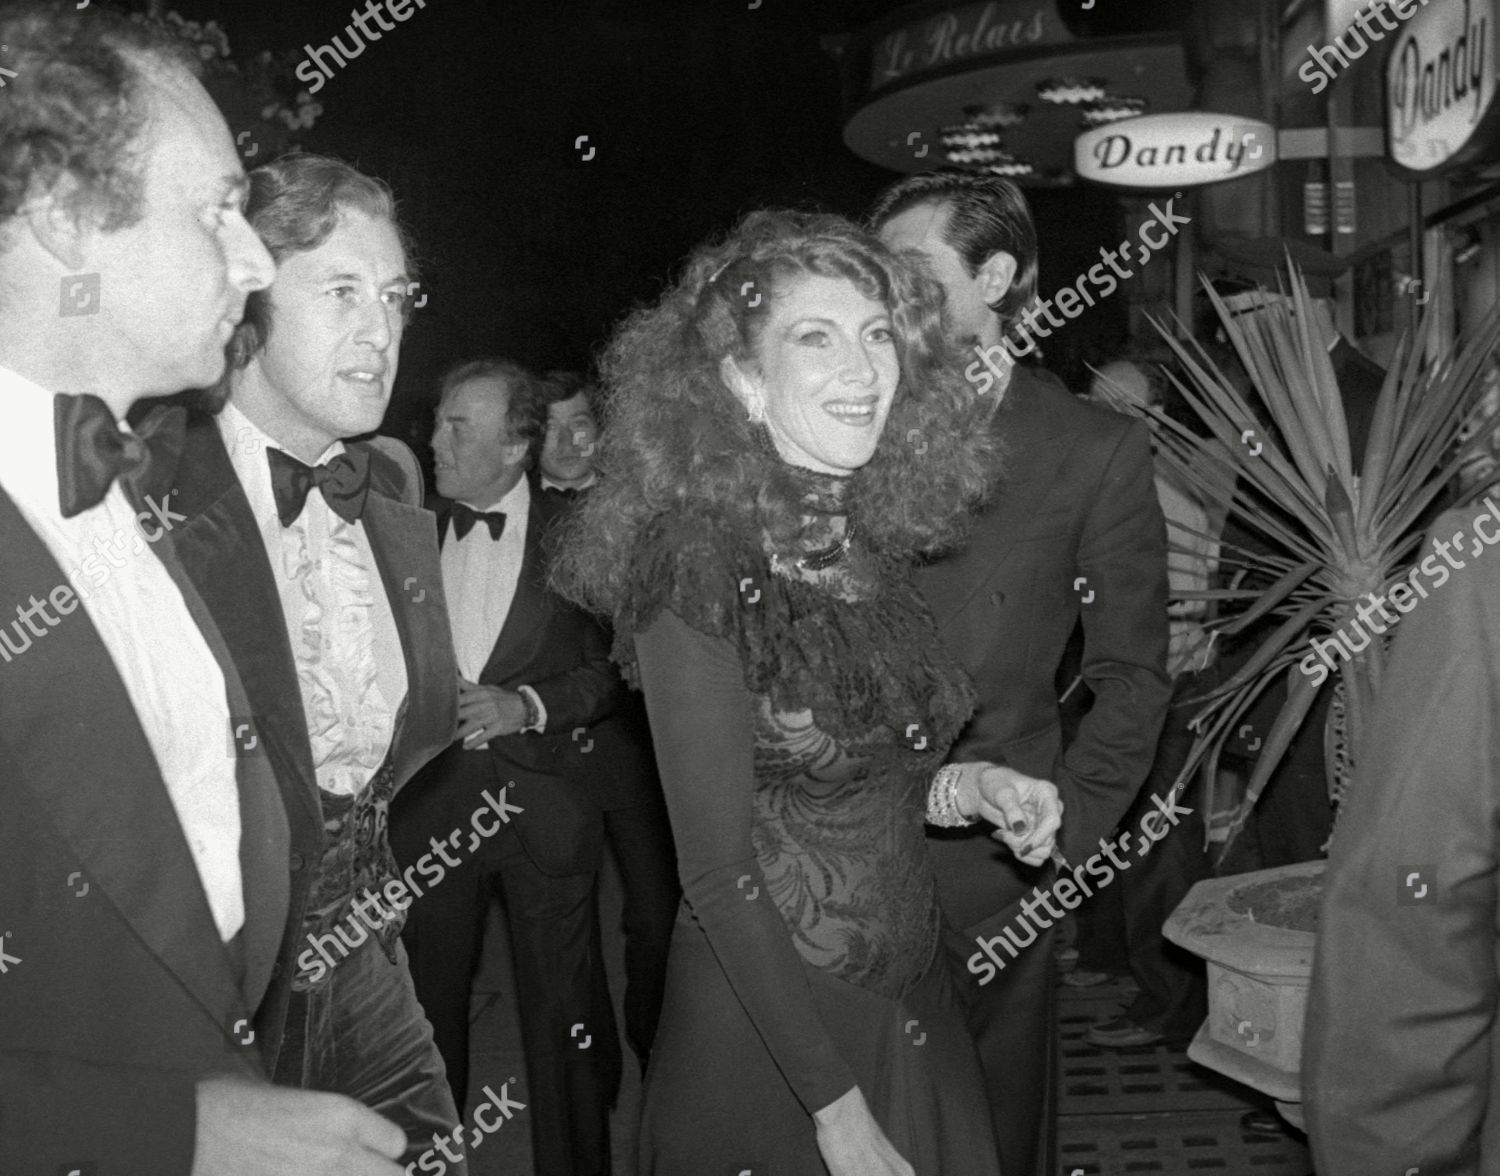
xmin=1386 ymin=0 xmax=1498 ymax=176
xmin=1075 ymin=113 xmax=1277 ymax=188
xmin=869 ymin=0 xmax=1065 ymax=91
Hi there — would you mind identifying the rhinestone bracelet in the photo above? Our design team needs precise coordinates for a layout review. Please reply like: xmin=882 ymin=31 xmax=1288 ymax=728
xmin=926 ymin=763 xmax=978 ymax=827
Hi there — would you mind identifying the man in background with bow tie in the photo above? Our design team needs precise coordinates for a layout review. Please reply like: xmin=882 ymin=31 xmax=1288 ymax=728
xmin=0 ymin=7 xmax=416 ymax=1175
xmin=390 ymin=358 xmax=625 ymax=1176
xmin=163 ymin=153 xmax=464 ymax=1168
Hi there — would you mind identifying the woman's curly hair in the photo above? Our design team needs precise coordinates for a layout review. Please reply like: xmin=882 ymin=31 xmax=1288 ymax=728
xmin=554 ymin=208 xmax=1000 ymax=617
xmin=0 ymin=3 xmax=198 ymax=236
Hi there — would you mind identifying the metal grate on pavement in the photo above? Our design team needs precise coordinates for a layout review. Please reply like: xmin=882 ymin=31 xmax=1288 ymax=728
xmin=1058 ymin=1110 xmax=1311 ymax=1176
xmin=1059 ymin=984 xmax=1251 ymax=1115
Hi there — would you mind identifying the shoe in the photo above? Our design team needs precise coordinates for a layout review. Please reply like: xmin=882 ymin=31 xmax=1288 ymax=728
xmin=1084 ymin=1016 xmax=1165 ymax=1048
xmin=1061 ymin=969 xmax=1112 ymax=987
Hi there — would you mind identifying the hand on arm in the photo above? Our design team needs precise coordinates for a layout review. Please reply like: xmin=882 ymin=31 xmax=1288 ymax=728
xmin=950 ymin=762 xmax=1064 ymax=866
xmin=192 ymin=1076 xmax=405 ymax=1176
xmin=457 ymin=675 xmax=527 ymax=746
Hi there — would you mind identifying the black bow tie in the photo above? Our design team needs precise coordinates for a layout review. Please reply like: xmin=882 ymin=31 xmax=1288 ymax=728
xmin=266 ymin=447 xmax=372 ymax=527
xmin=451 ymin=501 xmax=506 ymax=541
xmin=543 ymin=484 xmax=583 ymax=502
xmin=55 ymin=394 xmax=186 ymax=518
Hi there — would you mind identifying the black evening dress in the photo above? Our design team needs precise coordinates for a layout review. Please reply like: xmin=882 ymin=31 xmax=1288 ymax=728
xmin=614 ymin=480 xmax=1004 ymax=1176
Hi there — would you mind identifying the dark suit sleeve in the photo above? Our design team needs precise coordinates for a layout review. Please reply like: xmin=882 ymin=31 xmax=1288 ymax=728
xmin=634 ymin=609 xmax=860 ymax=1114
xmin=527 ymin=607 xmax=626 ymax=733
xmin=1059 ymin=419 xmax=1172 ymax=863
xmin=1306 ymin=510 xmax=1500 ymax=1176
xmin=0 ymin=1053 xmax=198 ymax=1175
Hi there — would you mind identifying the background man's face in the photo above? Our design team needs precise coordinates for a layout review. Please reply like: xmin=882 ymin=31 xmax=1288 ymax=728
xmin=540 ymin=392 xmax=598 ymax=486
xmin=81 ymin=59 xmax=273 ymax=395
xmin=877 ymin=200 xmax=997 ymax=345
xmin=248 ymin=207 xmax=408 ymax=452
xmin=432 ymin=375 xmax=528 ymax=505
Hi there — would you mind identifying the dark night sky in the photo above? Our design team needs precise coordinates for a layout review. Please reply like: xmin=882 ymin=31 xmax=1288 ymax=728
xmin=166 ymin=0 xmax=1146 ymax=450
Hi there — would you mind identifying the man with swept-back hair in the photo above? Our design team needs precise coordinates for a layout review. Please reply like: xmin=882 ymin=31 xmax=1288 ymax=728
xmin=873 ymin=170 xmax=1171 ymax=1176
xmin=161 ymin=151 xmax=466 ymax=1170
xmin=0 ymin=5 xmax=421 ymax=1174
xmin=390 ymin=355 xmax=625 ymax=1176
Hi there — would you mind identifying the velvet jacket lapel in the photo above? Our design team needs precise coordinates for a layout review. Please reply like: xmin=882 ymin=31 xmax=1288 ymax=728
xmin=0 ymin=485 xmax=289 ymax=1024
xmin=170 ymin=416 xmax=321 ymax=847
xmin=361 ymin=455 xmax=458 ymax=788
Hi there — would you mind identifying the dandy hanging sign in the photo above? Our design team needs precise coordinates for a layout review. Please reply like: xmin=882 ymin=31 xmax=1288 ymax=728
xmin=1075 ymin=113 xmax=1277 ymax=189
xmin=1386 ymin=0 xmax=1499 ymax=177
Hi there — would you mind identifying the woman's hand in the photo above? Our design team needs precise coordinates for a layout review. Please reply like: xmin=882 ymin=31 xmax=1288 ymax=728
xmin=813 ymin=1086 xmax=915 ymax=1176
xmin=956 ymin=763 xmax=1064 ymax=867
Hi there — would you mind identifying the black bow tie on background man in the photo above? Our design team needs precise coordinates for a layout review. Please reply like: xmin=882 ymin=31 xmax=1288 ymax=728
xmin=266 ymin=446 xmax=373 ymax=527
xmin=541 ymin=484 xmax=582 ymax=502
xmin=450 ymin=501 xmax=506 ymax=541
xmin=55 ymin=393 xmax=187 ymax=518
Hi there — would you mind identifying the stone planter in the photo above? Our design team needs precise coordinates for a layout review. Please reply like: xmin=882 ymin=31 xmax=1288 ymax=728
xmin=1163 ymin=860 xmax=1324 ymax=1129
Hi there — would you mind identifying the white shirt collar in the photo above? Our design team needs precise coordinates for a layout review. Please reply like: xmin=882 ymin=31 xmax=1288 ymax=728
xmin=460 ymin=474 xmax=530 ymax=517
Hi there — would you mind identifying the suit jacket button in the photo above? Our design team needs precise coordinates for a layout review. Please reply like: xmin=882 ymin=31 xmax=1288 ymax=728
xmin=289 ymin=853 xmax=305 ymax=872
xmin=989 ymin=589 xmax=1005 ymax=606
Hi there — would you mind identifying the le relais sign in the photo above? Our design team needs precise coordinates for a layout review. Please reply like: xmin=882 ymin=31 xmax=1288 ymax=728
xmin=870 ymin=0 xmax=1067 ymax=91
xmin=1075 ymin=113 xmax=1277 ymax=189
xmin=1386 ymin=0 xmax=1499 ymax=177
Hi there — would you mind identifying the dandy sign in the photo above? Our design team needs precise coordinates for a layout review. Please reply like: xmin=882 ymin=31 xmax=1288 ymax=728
xmin=1386 ymin=0 xmax=1498 ymax=176
xmin=1075 ymin=113 xmax=1277 ymax=189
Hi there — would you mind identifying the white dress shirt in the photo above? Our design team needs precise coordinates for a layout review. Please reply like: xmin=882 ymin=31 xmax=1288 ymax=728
xmin=218 ymin=401 xmax=407 ymax=795
xmin=0 ymin=365 xmax=244 ymax=940
xmin=441 ymin=476 xmax=545 ymax=731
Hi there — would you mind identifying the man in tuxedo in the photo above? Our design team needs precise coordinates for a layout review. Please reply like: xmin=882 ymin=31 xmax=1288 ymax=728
xmin=0 ymin=8 xmax=408 ymax=1175
xmin=538 ymin=374 xmax=679 ymax=1077
xmin=874 ymin=172 xmax=1172 ymax=1176
xmin=390 ymin=359 xmax=625 ymax=1176
xmin=162 ymin=153 xmax=464 ymax=1167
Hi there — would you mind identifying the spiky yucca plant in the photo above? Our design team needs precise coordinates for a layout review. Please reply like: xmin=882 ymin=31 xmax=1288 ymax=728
xmin=1101 ymin=264 xmax=1500 ymax=862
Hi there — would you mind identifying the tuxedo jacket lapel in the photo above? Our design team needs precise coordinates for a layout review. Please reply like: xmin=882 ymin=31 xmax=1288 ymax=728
xmin=479 ymin=498 xmax=550 ymax=684
xmin=0 ymin=486 xmax=289 ymax=1020
xmin=170 ymin=418 xmax=322 ymax=849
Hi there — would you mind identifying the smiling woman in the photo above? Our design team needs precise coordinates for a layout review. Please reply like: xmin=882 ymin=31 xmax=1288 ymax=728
xmin=553 ymin=210 xmax=1061 ymax=1176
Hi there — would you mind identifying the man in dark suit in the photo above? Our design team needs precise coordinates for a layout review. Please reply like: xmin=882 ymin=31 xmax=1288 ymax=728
xmin=0 ymin=9 xmax=408 ymax=1175
xmin=162 ymin=154 xmax=464 ymax=1167
xmin=538 ymin=374 xmax=680 ymax=1077
xmin=874 ymin=172 xmax=1172 ymax=1176
xmin=391 ymin=359 xmax=625 ymax=1176
xmin=1305 ymin=493 xmax=1500 ymax=1176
